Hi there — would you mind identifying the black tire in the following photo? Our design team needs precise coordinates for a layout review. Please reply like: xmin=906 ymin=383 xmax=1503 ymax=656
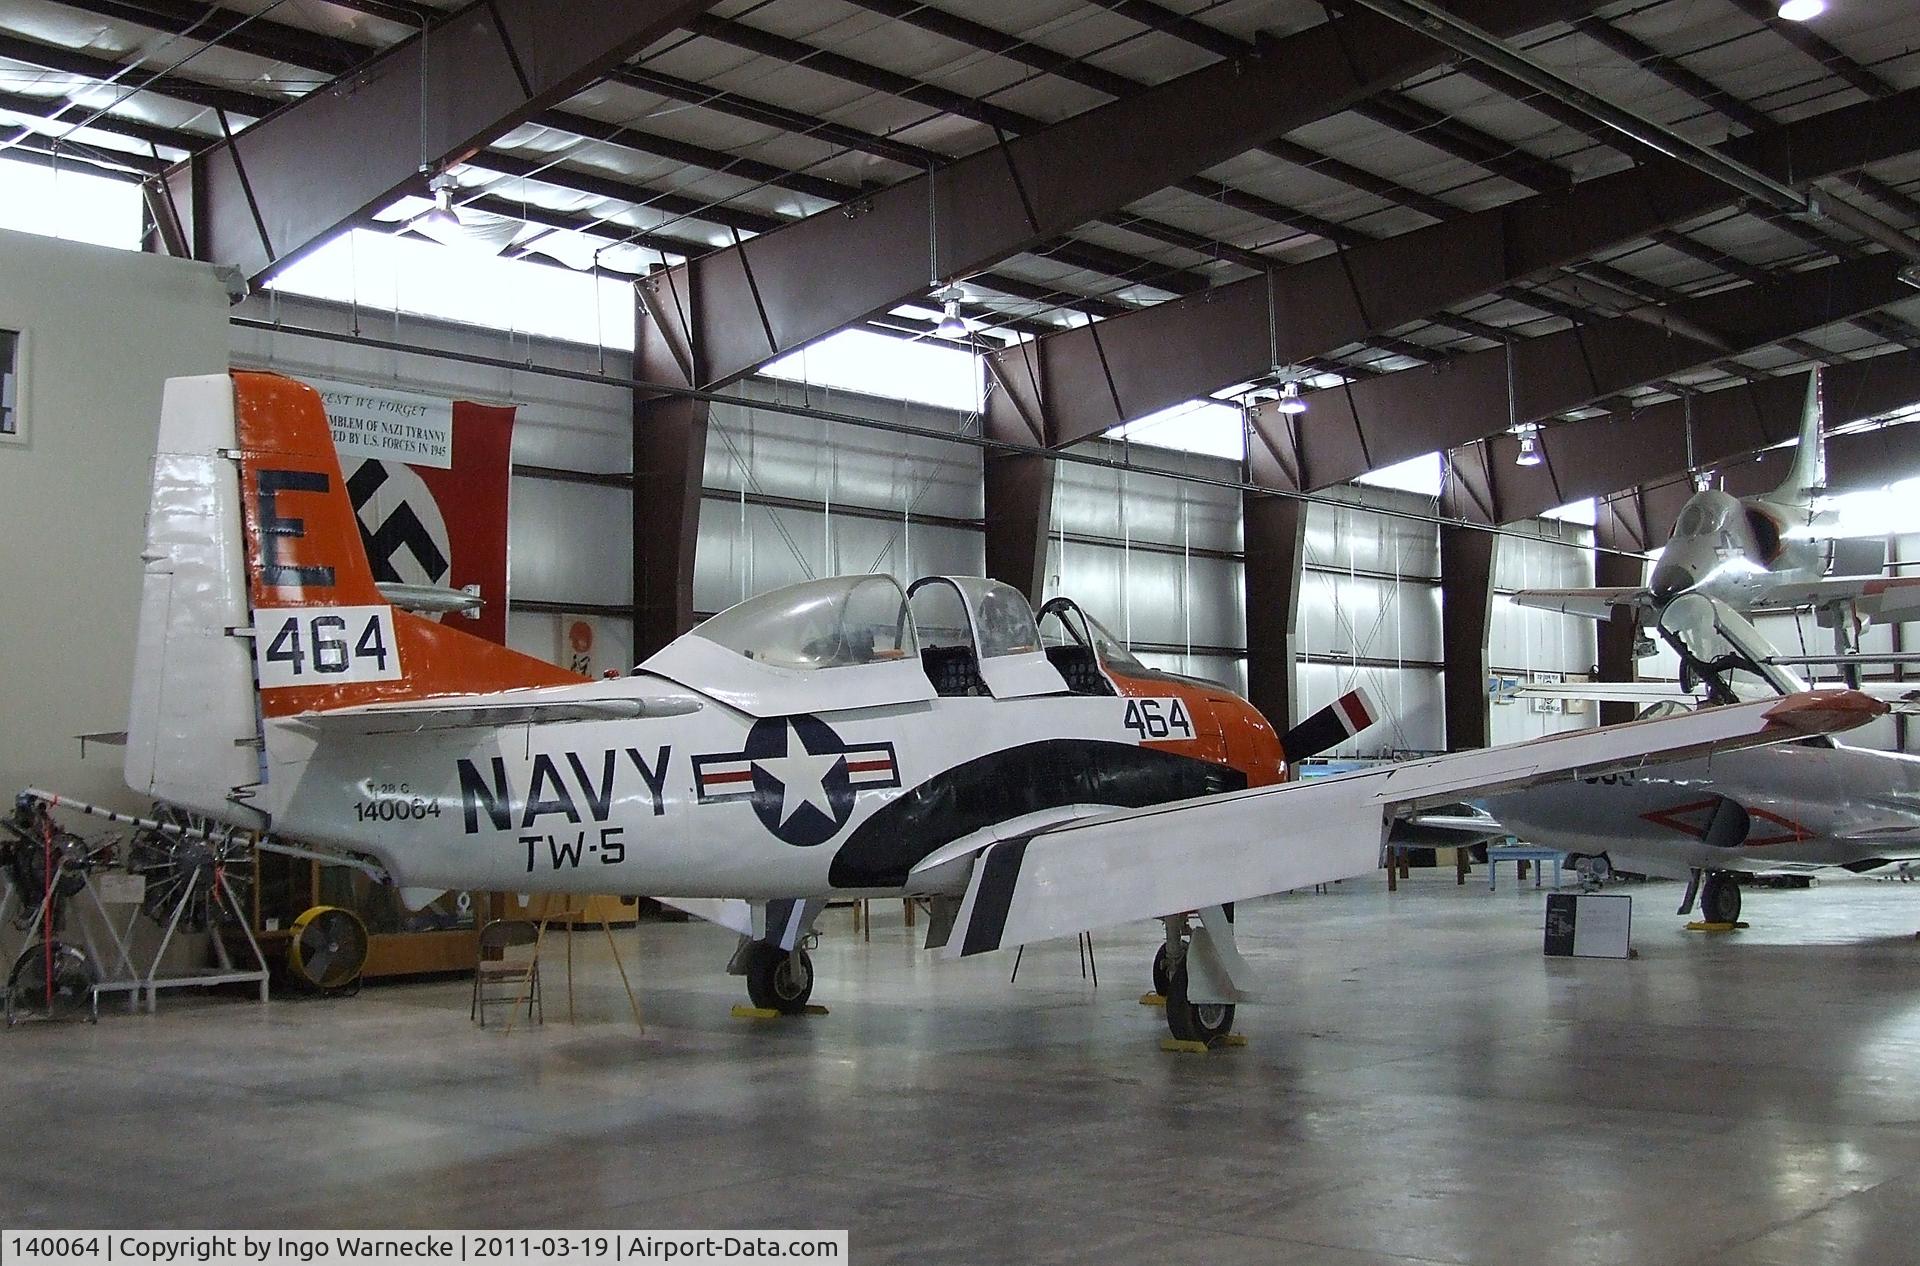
xmin=745 ymin=944 xmax=813 ymax=1014
xmin=1701 ymin=874 xmax=1741 ymax=924
xmin=1164 ymin=962 xmax=1234 ymax=1047
xmin=1151 ymin=943 xmax=1172 ymax=997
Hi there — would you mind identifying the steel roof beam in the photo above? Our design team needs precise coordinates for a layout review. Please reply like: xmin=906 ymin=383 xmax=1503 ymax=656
xmin=1614 ymin=419 xmax=1920 ymax=520
xmin=636 ymin=0 xmax=1602 ymax=397
xmin=844 ymin=0 xmax=1457 ymax=222
xmin=1259 ymin=252 xmax=1912 ymax=494
xmin=1571 ymin=16 xmax=1772 ymax=133
xmin=1724 ymin=0 xmax=1895 ymax=100
xmin=47 ymin=3 xmax=1244 ymax=307
xmin=162 ymin=0 xmax=722 ymax=282
xmin=1443 ymin=347 xmax=1920 ymax=524
xmin=1005 ymin=84 xmax=1920 ymax=450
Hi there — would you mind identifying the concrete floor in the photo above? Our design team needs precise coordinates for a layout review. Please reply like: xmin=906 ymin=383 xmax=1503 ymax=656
xmin=8 ymin=870 xmax=1920 ymax=1264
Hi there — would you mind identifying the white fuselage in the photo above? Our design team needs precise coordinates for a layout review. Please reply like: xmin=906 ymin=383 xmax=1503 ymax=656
xmin=262 ymin=675 xmax=1221 ymax=900
xmin=1487 ymin=740 xmax=1920 ymax=878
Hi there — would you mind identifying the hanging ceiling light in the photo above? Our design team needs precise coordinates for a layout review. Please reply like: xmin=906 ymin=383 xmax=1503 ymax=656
xmin=420 ymin=171 xmax=461 ymax=230
xmin=932 ymin=286 xmax=968 ymax=339
xmin=1776 ymin=0 xmax=1825 ymax=20
xmin=1515 ymin=424 xmax=1543 ymax=467
xmin=1276 ymin=380 xmax=1308 ymax=415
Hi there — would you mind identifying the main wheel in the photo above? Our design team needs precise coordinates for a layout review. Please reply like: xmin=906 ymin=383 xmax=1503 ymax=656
xmin=1700 ymin=873 xmax=1741 ymax=925
xmin=1150 ymin=943 xmax=1173 ymax=997
xmin=1164 ymin=962 xmax=1234 ymax=1047
xmin=745 ymin=944 xmax=813 ymax=1014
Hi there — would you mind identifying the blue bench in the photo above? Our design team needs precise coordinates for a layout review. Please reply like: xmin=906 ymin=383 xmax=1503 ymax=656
xmin=1486 ymin=844 xmax=1564 ymax=891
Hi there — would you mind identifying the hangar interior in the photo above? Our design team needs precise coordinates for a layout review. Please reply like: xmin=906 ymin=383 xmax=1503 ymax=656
xmin=2 ymin=0 xmax=1920 ymax=1258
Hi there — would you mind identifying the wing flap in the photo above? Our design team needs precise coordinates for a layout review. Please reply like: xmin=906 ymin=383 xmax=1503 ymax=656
xmin=948 ymin=690 xmax=1882 ymax=956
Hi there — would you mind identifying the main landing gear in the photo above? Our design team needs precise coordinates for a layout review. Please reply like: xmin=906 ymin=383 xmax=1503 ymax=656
xmin=743 ymin=942 xmax=814 ymax=1014
xmin=730 ymin=897 xmax=825 ymax=1016
xmin=1153 ymin=908 xmax=1246 ymax=1048
xmin=1679 ymin=868 xmax=1742 ymax=925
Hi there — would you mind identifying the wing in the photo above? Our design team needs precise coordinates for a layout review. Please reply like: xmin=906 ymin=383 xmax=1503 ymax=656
xmin=1510 ymin=587 xmax=1645 ymax=620
xmin=1756 ymin=575 xmax=1920 ymax=624
xmin=946 ymin=690 xmax=1881 ymax=957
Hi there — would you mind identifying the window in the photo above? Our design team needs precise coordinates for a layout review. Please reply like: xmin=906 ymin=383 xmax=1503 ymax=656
xmin=0 ymin=329 xmax=19 ymax=441
xmin=0 ymin=155 xmax=144 ymax=250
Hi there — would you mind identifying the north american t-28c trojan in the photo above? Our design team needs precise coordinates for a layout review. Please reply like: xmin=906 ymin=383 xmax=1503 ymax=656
xmin=122 ymin=373 xmax=1884 ymax=1044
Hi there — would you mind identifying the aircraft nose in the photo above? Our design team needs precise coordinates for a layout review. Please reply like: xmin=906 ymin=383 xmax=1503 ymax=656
xmin=1648 ymin=560 xmax=1694 ymax=601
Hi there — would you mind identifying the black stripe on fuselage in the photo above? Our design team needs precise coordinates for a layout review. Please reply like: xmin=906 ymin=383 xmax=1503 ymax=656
xmin=827 ymin=738 xmax=1245 ymax=890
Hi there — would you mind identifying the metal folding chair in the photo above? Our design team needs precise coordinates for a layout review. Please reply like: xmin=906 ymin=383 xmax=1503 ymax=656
xmin=471 ymin=918 xmax=541 ymax=1027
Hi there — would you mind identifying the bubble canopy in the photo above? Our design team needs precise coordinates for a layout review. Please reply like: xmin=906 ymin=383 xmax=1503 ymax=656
xmin=691 ymin=575 xmax=917 ymax=670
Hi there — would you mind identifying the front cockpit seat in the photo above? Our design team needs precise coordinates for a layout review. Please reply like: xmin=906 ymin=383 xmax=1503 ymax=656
xmin=1044 ymin=644 xmax=1116 ymax=696
xmin=921 ymin=644 xmax=989 ymax=697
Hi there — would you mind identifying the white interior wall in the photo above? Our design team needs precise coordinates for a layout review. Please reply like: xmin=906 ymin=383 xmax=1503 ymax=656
xmin=0 ymin=230 xmax=230 ymax=808
xmin=1490 ymin=521 xmax=1601 ymax=744
xmin=695 ymin=378 xmax=983 ymax=613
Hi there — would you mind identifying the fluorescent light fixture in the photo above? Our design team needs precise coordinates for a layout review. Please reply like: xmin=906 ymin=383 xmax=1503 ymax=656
xmin=1776 ymin=0 xmax=1825 ymax=19
xmin=1276 ymin=380 xmax=1307 ymax=415
xmin=1515 ymin=427 xmax=1543 ymax=466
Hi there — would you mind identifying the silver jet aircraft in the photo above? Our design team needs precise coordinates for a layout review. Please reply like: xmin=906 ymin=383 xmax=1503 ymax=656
xmin=1514 ymin=372 xmax=1920 ymax=663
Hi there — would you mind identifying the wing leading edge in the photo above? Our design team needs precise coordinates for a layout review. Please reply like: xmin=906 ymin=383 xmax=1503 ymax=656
xmin=946 ymin=690 xmax=1883 ymax=957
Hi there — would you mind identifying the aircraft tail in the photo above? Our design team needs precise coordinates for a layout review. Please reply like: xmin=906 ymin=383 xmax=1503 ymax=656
xmin=125 ymin=371 xmax=581 ymax=822
xmin=1769 ymin=369 xmax=1825 ymax=503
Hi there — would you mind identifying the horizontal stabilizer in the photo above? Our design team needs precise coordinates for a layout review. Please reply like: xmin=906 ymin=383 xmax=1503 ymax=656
xmin=946 ymin=689 xmax=1884 ymax=958
xmin=1511 ymin=587 xmax=1645 ymax=621
xmin=1282 ymin=687 xmax=1380 ymax=761
xmin=287 ymin=692 xmax=699 ymax=735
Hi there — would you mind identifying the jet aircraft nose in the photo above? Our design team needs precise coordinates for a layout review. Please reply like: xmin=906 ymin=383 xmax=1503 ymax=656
xmin=1648 ymin=560 xmax=1694 ymax=601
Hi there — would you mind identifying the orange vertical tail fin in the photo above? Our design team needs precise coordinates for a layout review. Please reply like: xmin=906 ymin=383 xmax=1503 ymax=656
xmin=231 ymin=371 xmax=582 ymax=717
